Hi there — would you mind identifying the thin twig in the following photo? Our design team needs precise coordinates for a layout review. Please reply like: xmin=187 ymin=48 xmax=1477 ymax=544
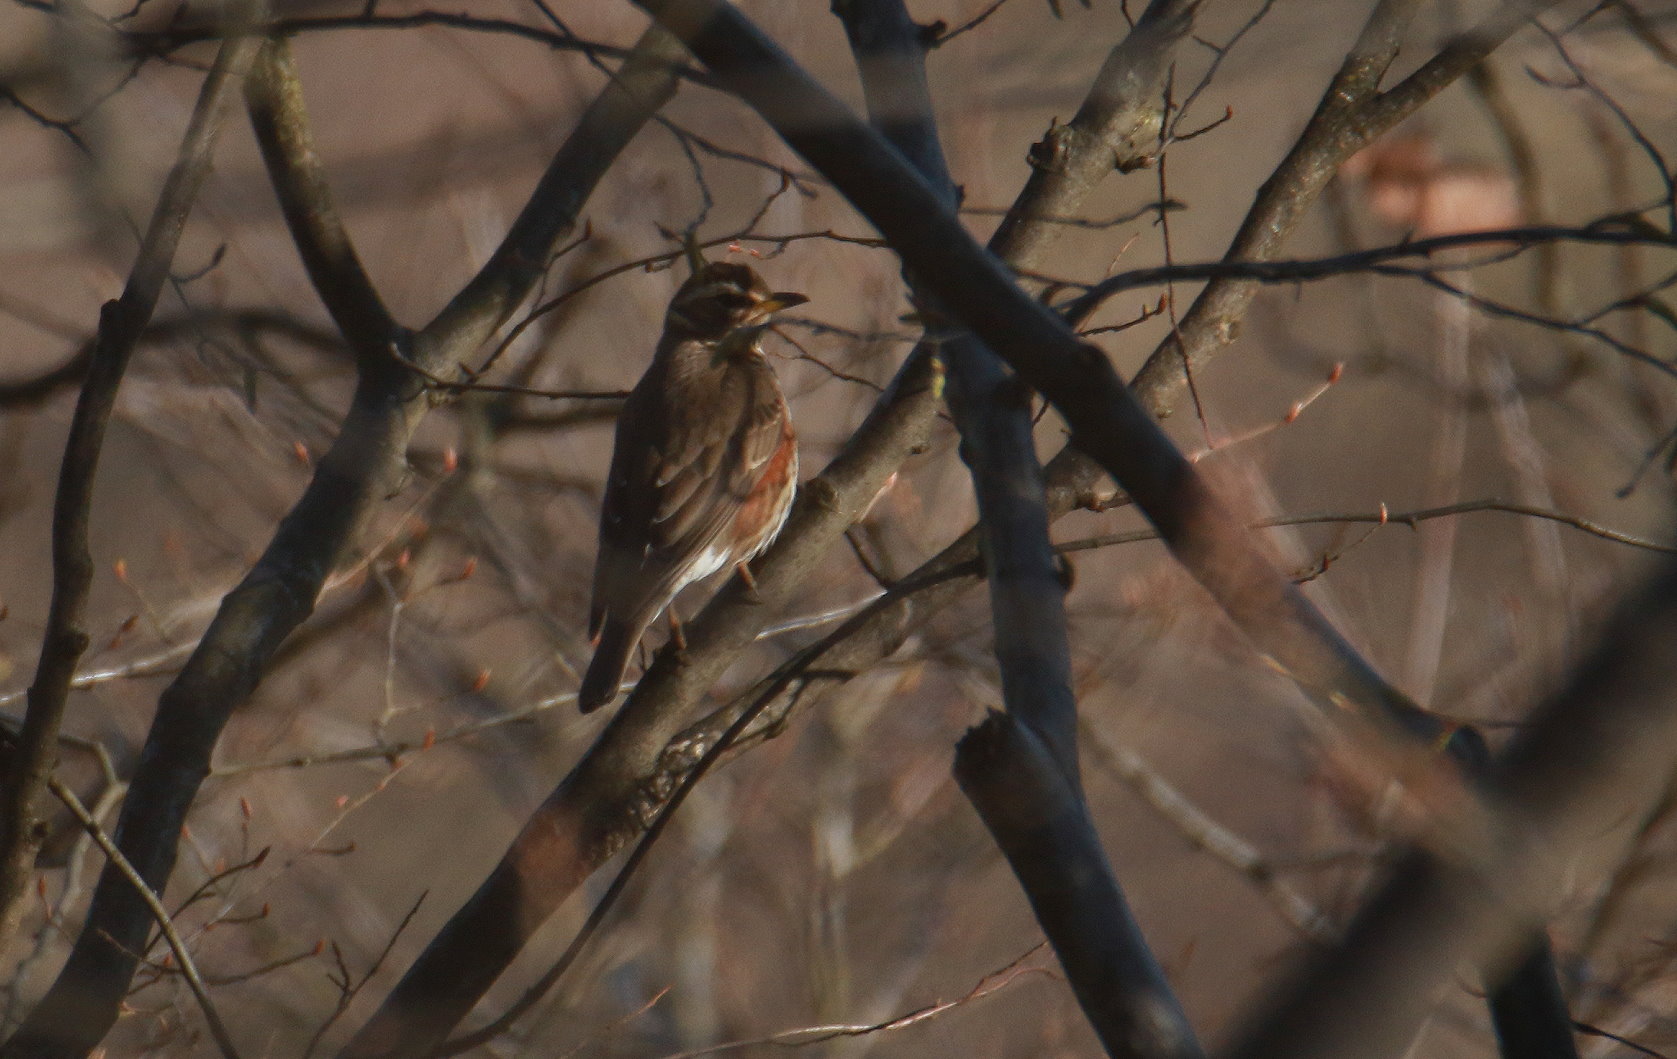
xmin=1055 ymin=499 xmax=1677 ymax=557
xmin=48 ymin=778 xmax=241 ymax=1059
xmin=301 ymin=894 xmax=425 ymax=1059
xmin=655 ymin=945 xmax=1054 ymax=1056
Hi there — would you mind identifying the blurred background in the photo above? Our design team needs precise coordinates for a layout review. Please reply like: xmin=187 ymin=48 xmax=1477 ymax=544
xmin=2 ymin=0 xmax=1677 ymax=1055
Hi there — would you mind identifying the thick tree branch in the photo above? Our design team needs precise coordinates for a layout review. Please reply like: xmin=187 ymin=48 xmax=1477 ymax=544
xmin=0 ymin=307 xmax=348 ymax=411
xmin=2 ymin=23 xmax=686 ymax=1059
xmin=1489 ymin=940 xmax=1580 ymax=1059
xmin=987 ymin=0 xmax=1197 ymax=266
xmin=244 ymin=38 xmax=397 ymax=361
xmin=0 ymin=15 xmax=262 ymax=965
xmin=840 ymin=3 xmax=1199 ymax=1055
xmin=956 ymin=713 xmax=1202 ymax=1059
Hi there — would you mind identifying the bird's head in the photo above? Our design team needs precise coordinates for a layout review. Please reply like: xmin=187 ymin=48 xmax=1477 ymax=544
xmin=664 ymin=261 xmax=808 ymax=343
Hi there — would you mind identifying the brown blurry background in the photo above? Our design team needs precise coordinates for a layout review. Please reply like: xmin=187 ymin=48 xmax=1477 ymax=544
xmin=3 ymin=1 xmax=1677 ymax=1055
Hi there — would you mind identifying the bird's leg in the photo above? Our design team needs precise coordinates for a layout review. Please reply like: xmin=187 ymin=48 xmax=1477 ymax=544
xmin=667 ymin=607 xmax=688 ymax=653
xmin=736 ymin=560 xmax=763 ymax=602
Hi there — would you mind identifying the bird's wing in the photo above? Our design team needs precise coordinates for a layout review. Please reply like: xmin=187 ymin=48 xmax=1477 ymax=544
xmin=589 ymin=359 xmax=785 ymax=637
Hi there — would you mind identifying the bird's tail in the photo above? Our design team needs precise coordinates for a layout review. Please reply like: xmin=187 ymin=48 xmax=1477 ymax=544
xmin=579 ymin=618 xmax=643 ymax=713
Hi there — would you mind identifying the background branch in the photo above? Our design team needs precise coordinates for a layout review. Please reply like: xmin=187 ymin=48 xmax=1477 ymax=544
xmin=1226 ymin=557 xmax=1677 ymax=1059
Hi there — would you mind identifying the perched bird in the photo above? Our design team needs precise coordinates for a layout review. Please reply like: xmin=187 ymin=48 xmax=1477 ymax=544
xmin=579 ymin=258 xmax=806 ymax=712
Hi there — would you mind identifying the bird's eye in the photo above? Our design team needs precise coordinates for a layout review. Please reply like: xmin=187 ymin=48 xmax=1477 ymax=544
xmin=717 ymin=289 xmax=755 ymax=310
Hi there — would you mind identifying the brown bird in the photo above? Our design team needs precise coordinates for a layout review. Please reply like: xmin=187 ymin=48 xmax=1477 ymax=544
xmin=579 ymin=259 xmax=806 ymax=712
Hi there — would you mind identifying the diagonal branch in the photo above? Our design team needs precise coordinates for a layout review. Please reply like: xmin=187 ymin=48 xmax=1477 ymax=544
xmin=987 ymin=0 xmax=1197 ymax=264
xmin=688 ymin=1 xmax=1582 ymax=762
xmin=244 ymin=38 xmax=397 ymax=360
xmin=47 ymin=778 xmax=241 ymax=1059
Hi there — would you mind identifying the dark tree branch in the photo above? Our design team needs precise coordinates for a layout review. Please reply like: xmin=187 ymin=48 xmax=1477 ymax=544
xmin=1489 ymin=940 xmax=1581 ymax=1059
xmin=244 ymin=38 xmax=398 ymax=361
xmin=844 ymin=0 xmax=1086 ymax=771
xmin=120 ymin=11 xmax=716 ymax=90
xmin=956 ymin=714 xmax=1202 ymax=1059
xmin=1062 ymin=221 xmax=1677 ymax=327
xmin=0 ymin=353 xmax=90 ymax=409
xmin=834 ymin=0 xmax=958 ymax=198
xmin=420 ymin=30 xmax=687 ymax=356
xmin=2 ymin=22 xmax=688 ymax=1059
xmin=839 ymin=3 xmax=1199 ymax=1055
xmin=0 ymin=14 xmax=262 ymax=966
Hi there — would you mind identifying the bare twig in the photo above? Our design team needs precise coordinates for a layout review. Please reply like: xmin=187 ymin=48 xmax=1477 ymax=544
xmin=1061 ymin=221 xmax=1677 ymax=328
xmin=121 ymin=11 xmax=713 ymax=89
xmin=48 ymin=779 xmax=240 ymax=1059
xmin=654 ymin=945 xmax=1053 ymax=1056
xmin=1081 ymin=722 xmax=1338 ymax=943
xmin=1056 ymin=499 xmax=1677 ymax=557
xmin=301 ymin=895 xmax=424 ymax=1059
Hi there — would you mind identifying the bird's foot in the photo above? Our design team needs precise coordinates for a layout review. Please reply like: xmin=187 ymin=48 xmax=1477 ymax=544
xmin=736 ymin=561 xmax=763 ymax=602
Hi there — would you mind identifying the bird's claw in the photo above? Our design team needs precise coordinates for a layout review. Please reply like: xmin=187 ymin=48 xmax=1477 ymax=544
xmin=736 ymin=561 xmax=764 ymax=602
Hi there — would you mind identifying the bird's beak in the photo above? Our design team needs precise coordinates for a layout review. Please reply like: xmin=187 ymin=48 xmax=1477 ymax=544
xmin=755 ymin=291 xmax=809 ymax=315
